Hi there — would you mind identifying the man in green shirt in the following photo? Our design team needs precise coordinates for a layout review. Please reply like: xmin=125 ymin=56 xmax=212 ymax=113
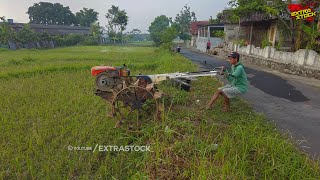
xmin=204 ymin=52 xmax=248 ymax=112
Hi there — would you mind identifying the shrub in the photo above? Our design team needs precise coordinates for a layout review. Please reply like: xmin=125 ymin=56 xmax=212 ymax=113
xmin=233 ymin=39 xmax=246 ymax=47
xmin=159 ymin=42 xmax=174 ymax=51
xmin=17 ymin=24 xmax=39 ymax=44
xmin=212 ymin=30 xmax=225 ymax=39
xmin=63 ymin=34 xmax=85 ymax=46
xmin=81 ymin=36 xmax=99 ymax=46
xmin=262 ymin=36 xmax=272 ymax=48
xmin=53 ymin=36 xmax=65 ymax=47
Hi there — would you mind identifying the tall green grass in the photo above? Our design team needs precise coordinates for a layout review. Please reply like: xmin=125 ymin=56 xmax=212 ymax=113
xmin=0 ymin=46 xmax=319 ymax=179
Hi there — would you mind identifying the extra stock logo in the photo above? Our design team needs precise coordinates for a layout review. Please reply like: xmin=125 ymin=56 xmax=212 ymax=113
xmin=288 ymin=2 xmax=319 ymax=22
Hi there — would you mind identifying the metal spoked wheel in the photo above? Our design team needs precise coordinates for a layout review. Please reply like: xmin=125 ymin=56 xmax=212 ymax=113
xmin=112 ymin=85 xmax=159 ymax=131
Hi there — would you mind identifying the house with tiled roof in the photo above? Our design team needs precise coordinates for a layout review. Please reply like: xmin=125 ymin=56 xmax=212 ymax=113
xmin=190 ymin=21 xmax=209 ymax=47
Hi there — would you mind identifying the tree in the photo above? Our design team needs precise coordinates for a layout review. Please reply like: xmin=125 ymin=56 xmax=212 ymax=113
xmin=209 ymin=16 xmax=215 ymax=24
xmin=174 ymin=5 xmax=197 ymax=42
xmin=0 ymin=16 xmax=16 ymax=45
xmin=75 ymin=8 xmax=99 ymax=27
xmin=38 ymin=31 xmax=53 ymax=42
xmin=148 ymin=15 xmax=171 ymax=46
xmin=301 ymin=23 xmax=320 ymax=49
xmin=226 ymin=0 xmax=297 ymax=49
xmin=27 ymin=2 xmax=76 ymax=25
xmin=209 ymin=13 xmax=223 ymax=24
xmin=90 ymin=22 xmax=102 ymax=37
xmin=160 ymin=27 xmax=178 ymax=44
xmin=127 ymin=29 xmax=141 ymax=42
xmin=105 ymin=5 xmax=128 ymax=43
xmin=129 ymin=29 xmax=142 ymax=35
xmin=17 ymin=24 xmax=38 ymax=44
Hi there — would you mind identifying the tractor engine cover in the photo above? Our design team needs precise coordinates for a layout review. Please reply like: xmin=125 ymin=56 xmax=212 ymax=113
xmin=91 ymin=66 xmax=117 ymax=76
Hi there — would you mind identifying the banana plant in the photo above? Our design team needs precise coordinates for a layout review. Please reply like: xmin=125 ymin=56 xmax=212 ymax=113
xmin=0 ymin=17 xmax=16 ymax=45
xmin=301 ymin=23 xmax=320 ymax=49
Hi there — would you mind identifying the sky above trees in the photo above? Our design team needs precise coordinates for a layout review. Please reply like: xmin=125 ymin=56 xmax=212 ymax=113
xmin=1 ymin=0 xmax=229 ymax=33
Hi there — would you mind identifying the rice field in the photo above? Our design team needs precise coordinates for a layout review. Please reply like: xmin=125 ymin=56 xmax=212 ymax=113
xmin=0 ymin=46 xmax=319 ymax=179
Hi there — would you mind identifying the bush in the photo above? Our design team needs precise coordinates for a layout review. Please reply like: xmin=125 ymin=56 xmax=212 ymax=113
xmin=212 ymin=30 xmax=225 ymax=39
xmin=53 ymin=36 xmax=64 ymax=47
xmin=262 ymin=37 xmax=272 ymax=48
xmin=81 ymin=36 xmax=99 ymax=46
xmin=53 ymin=34 xmax=85 ymax=47
xmin=63 ymin=34 xmax=85 ymax=46
xmin=233 ymin=39 xmax=246 ymax=47
xmin=17 ymin=24 xmax=39 ymax=44
xmin=159 ymin=42 xmax=174 ymax=52
xmin=53 ymin=34 xmax=100 ymax=47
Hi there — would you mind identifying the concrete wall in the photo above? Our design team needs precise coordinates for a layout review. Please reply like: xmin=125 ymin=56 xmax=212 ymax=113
xmin=196 ymin=37 xmax=223 ymax=52
xmin=218 ymin=43 xmax=320 ymax=79
xmin=224 ymin=24 xmax=237 ymax=42
xmin=233 ymin=44 xmax=320 ymax=69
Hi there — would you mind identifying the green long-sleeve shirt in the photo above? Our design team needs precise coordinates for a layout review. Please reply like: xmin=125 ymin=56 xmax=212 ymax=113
xmin=224 ymin=62 xmax=248 ymax=93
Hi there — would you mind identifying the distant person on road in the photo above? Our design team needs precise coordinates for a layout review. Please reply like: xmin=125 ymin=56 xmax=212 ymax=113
xmin=203 ymin=52 xmax=248 ymax=112
xmin=206 ymin=40 xmax=211 ymax=53
xmin=176 ymin=45 xmax=181 ymax=53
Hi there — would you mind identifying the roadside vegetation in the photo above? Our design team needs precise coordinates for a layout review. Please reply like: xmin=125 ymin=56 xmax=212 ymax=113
xmin=0 ymin=46 xmax=319 ymax=179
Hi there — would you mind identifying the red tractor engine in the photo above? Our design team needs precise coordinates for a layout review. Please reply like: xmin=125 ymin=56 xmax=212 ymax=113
xmin=91 ymin=65 xmax=130 ymax=93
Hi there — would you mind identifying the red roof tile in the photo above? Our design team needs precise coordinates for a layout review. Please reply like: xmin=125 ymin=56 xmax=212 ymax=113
xmin=190 ymin=21 xmax=209 ymax=35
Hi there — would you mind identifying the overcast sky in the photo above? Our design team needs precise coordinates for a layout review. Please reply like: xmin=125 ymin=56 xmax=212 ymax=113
xmin=0 ymin=0 xmax=230 ymax=33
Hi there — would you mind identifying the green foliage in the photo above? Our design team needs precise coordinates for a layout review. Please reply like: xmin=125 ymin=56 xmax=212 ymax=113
xmin=38 ymin=31 xmax=53 ymax=42
xmin=161 ymin=27 xmax=178 ymax=44
xmin=159 ymin=42 xmax=174 ymax=52
xmin=301 ymin=23 xmax=320 ymax=50
xmin=149 ymin=5 xmax=196 ymax=45
xmin=63 ymin=34 xmax=85 ymax=46
xmin=90 ymin=22 xmax=102 ymax=38
xmin=54 ymin=34 xmax=85 ymax=47
xmin=81 ymin=36 xmax=99 ymax=46
xmin=275 ymin=31 xmax=284 ymax=51
xmin=275 ymin=41 xmax=282 ymax=51
xmin=148 ymin=15 xmax=171 ymax=46
xmin=233 ymin=39 xmax=246 ymax=47
xmin=262 ymin=36 xmax=272 ymax=48
xmin=127 ymin=29 xmax=150 ymax=42
xmin=212 ymin=30 xmax=225 ymax=39
xmin=53 ymin=34 xmax=100 ymax=47
xmin=226 ymin=0 xmax=287 ymax=23
xmin=16 ymin=24 xmax=39 ymax=44
xmin=105 ymin=5 xmax=128 ymax=43
xmin=209 ymin=16 xmax=215 ymax=24
xmin=0 ymin=17 xmax=16 ymax=45
xmin=209 ymin=13 xmax=223 ymax=24
xmin=27 ymin=2 xmax=76 ymax=25
xmin=129 ymin=29 xmax=141 ymax=35
xmin=174 ymin=5 xmax=197 ymax=41
xmin=75 ymin=8 xmax=99 ymax=27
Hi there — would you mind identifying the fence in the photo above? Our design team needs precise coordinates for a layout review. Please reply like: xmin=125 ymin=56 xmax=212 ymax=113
xmin=227 ymin=43 xmax=320 ymax=69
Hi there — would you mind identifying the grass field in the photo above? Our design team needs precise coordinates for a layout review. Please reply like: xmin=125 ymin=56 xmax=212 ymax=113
xmin=0 ymin=46 xmax=319 ymax=179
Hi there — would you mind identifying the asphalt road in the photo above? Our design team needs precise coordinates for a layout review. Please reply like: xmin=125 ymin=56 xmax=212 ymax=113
xmin=181 ymin=49 xmax=320 ymax=159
